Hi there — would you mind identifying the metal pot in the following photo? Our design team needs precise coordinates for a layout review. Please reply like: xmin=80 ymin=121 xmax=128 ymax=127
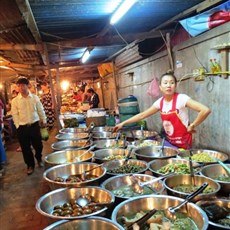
xmin=51 ymin=139 xmax=93 ymax=151
xmin=92 ymin=131 xmax=117 ymax=140
xmin=43 ymin=162 xmax=106 ymax=190
xmin=59 ymin=127 xmax=88 ymax=133
xmin=200 ymin=163 xmax=230 ymax=194
xmin=55 ymin=132 xmax=89 ymax=141
xmin=93 ymin=139 xmax=128 ymax=149
xmin=111 ymin=195 xmax=209 ymax=230
xmin=163 ymin=174 xmax=221 ymax=202
xmin=36 ymin=187 xmax=114 ymax=220
xmin=44 ymin=217 xmax=124 ymax=230
xmin=134 ymin=145 xmax=179 ymax=162
xmin=44 ymin=149 xmax=94 ymax=169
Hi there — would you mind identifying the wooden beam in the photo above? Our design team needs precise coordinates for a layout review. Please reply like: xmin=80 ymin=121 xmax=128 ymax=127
xmin=50 ymin=30 xmax=171 ymax=49
xmin=0 ymin=43 xmax=43 ymax=51
xmin=197 ymin=0 xmax=225 ymax=12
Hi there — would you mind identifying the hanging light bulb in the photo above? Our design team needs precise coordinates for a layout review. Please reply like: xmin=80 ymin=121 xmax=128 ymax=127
xmin=81 ymin=49 xmax=90 ymax=63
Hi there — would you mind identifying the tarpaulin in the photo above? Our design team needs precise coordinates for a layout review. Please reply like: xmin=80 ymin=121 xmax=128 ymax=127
xmin=180 ymin=0 xmax=230 ymax=37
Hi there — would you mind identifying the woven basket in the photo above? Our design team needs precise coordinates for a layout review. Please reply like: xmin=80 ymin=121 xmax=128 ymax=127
xmin=86 ymin=116 xmax=106 ymax=127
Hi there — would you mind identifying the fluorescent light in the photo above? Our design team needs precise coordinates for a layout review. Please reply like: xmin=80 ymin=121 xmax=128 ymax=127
xmin=110 ymin=0 xmax=137 ymax=25
xmin=81 ymin=49 xmax=90 ymax=63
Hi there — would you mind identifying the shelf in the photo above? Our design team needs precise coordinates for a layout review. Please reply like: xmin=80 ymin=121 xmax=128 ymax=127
xmin=212 ymin=45 xmax=230 ymax=50
xmin=204 ymin=71 xmax=230 ymax=76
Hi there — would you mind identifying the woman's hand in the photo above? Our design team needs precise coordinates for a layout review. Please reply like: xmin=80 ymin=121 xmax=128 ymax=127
xmin=187 ymin=124 xmax=196 ymax=133
xmin=113 ymin=123 xmax=123 ymax=133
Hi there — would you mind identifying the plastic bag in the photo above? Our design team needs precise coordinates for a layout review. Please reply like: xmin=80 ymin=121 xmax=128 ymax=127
xmin=147 ymin=78 xmax=160 ymax=98
xmin=40 ymin=128 xmax=49 ymax=141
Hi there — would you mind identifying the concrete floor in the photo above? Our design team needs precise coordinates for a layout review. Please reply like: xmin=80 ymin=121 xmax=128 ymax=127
xmin=0 ymin=126 xmax=59 ymax=230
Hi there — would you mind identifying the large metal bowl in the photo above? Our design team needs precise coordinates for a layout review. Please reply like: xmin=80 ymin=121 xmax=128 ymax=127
xmin=44 ymin=217 xmax=124 ymax=230
xmin=121 ymin=129 xmax=160 ymax=142
xmin=36 ymin=187 xmax=115 ymax=220
xmin=59 ymin=127 xmax=88 ymax=134
xmin=148 ymin=158 xmax=201 ymax=177
xmin=178 ymin=149 xmax=229 ymax=164
xmin=44 ymin=149 xmax=94 ymax=169
xmin=91 ymin=126 xmax=114 ymax=133
xmin=196 ymin=198 xmax=230 ymax=229
xmin=200 ymin=163 xmax=230 ymax=194
xmin=103 ymin=159 xmax=148 ymax=177
xmin=101 ymin=174 xmax=165 ymax=200
xmin=92 ymin=131 xmax=117 ymax=140
xmin=163 ymin=174 xmax=221 ymax=202
xmin=55 ymin=132 xmax=89 ymax=141
xmin=93 ymin=139 xmax=128 ymax=149
xmin=134 ymin=145 xmax=179 ymax=162
xmin=94 ymin=149 xmax=132 ymax=163
xmin=43 ymin=162 xmax=106 ymax=190
xmin=51 ymin=139 xmax=93 ymax=151
xmin=111 ymin=195 xmax=209 ymax=230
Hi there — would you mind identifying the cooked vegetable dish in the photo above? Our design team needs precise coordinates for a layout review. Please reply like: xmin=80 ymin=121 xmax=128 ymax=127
xmin=173 ymin=184 xmax=215 ymax=194
xmin=191 ymin=152 xmax=215 ymax=162
xmin=157 ymin=163 xmax=190 ymax=174
xmin=54 ymin=174 xmax=98 ymax=183
xmin=214 ymin=174 xmax=230 ymax=182
xmin=107 ymin=163 xmax=145 ymax=174
xmin=120 ymin=210 xmax=199 ymax=230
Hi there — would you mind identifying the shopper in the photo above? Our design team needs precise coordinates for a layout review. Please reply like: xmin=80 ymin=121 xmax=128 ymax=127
xmin=114 ymin=70 xmax=211 ymax=149
xmin=11 ymin=77 xmax=47 ymax=175
xmin=0 ymin=97 xmax=7 ymax=177
xmin=40 ymin=81 xmax=55 ymax=130
xmin=86 ymin=88 xmax=100 ymax=108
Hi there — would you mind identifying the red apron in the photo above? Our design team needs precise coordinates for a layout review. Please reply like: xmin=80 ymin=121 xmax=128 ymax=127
xmin=160 ymin=93 xmax=192 ymax=149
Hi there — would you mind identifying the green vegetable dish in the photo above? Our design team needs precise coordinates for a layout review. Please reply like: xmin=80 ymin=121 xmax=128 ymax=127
xmin=214 ymin=174 xmax=230 ymax=182
xmin=157 ymin=163 xmax=190 ymax=174
xmin=107 ymin=163 xmax=145 ymax=174
xmin=173 ymin=184 xmax=215 ymax=194
xmin=120 ymin=210 xmax=199 ymax=230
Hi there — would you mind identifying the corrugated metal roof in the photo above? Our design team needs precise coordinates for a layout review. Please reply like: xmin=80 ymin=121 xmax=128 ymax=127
xmin=0 ymin=0 xmax=226 ymax=81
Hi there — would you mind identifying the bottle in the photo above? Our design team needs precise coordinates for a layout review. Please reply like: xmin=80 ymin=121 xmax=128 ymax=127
xmin=210 ymin=59 xmax=216 ymax=73
xmin=213 ymin=59 xmax=221 ymax=72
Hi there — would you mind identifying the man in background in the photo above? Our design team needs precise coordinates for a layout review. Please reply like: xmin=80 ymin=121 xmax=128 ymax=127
xmin=11 ymin=77 xmax=47 ymax=175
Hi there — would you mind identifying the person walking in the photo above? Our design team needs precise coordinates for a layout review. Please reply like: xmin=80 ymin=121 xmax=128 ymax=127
xmin=114 ymin=70 xmax=211 ymax=149
xmin=40 ymin=81 xmax=55 ymax=131
xmin=11 ymin=77 xmax=47 ymax=175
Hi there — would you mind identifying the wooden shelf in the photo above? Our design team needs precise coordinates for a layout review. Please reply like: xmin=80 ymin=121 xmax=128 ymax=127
xmin=205 ymin=71 xmax=230 ymax=76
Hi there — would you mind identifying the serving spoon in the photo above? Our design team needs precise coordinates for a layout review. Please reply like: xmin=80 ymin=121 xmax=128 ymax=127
xmin=130 ymin=172 xmax=175 ymax=194
xmin=76 ymin=195 xmax=112 ymax=208
xmin=75 ymin=144 xmax=96 ymax=162
xmin=126 ymin=182 xmax=208 ymax=230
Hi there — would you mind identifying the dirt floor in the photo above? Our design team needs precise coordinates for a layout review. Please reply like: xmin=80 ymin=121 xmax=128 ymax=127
xmin=0 ymin=125 xmax=59 ymax=230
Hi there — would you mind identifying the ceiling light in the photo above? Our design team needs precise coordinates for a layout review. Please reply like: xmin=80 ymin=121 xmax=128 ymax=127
xmin=81 ymin=49 xmax=90 ymax=63
xmin=110 ymin=0 xmax=137 ymax=25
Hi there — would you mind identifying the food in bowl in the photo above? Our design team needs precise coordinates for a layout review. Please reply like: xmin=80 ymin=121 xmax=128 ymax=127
xmin=157 ymin=163 xmax=191 ymax=174
xmin=119 ymin=210 xmax=199 ymax=230
xmin=191 ymin=152 xmax=215 ymax=163
xmin=196 ymin=199 xmax=230 ymax=229
xmin=172 ymin=184 xmax=215 ymax=194
xmin=54 ymin=173 xmax=98 ymax=183
xmin=107 ymin=163 xmax=145 ymax=174
xmin=51 ymin=195 xmax=105 ymax=217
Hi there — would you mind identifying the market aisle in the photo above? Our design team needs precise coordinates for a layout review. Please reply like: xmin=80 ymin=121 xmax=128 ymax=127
xmin=0 ymin=125 xmax=59 ymax=230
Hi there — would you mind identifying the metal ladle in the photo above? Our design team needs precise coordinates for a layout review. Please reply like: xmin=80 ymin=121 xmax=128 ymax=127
xmin=131 ymin=172 xmax=175 ymax=194
xmin=76 ymin=195 xmax=112 ymax=208
xmin=126 ymin=182 xmax=208 ymax=230
xmin=79 ymin=163 xmax=104 ymax=181
xmin=75 ymin=144 xmax=96 ymax=162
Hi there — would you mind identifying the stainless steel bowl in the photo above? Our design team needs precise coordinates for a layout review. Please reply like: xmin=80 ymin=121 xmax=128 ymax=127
xmin=196 ymin=198 xmax=230 ymax=229
xmin=200 ymin=164 xmax=230 ymax=194
xmin=44 ymin=149 xmax=94 ymax=169
xmin=148 ymin=158 xmax=201 ymax=177
xmin=111 ymin=195 xmax=209 ymax=230
xmin=92 ymin=131 xmax=117 ymax=140
xmin=132 ymin=139 xmax=161 ymax=148
xmin=36 ymin=187 xmax=115 ymax=220
xmin=121 ymin=130 xmax=160 ymax=142
xmin=93 ymin=139 xmax=128 ymax=149
xmin=55 ymin=132 xmax=89 ymax=141
xmin=51 ymin=139 xmax=93 ymax=151
xmin=134 ymin=145 xmax=179 ymax=162
xmin=103 ymin=159 xmax=148 ymax=177
xmin=92 ymin=126 xmax=114 ymax=133
xmin=43 ymin=162 xmax=106 ymax=190
xmin=59 ymin=127 xmax=88 ymax=134
xmin=44 ymin=217 xmax=124 ymax=230
xmin=163 ymin=174 xmax=221 ymax=202
xmin=178 ymin=149 xmax=229 ymax=164
xmin=101 ymin=174 xmax=165 ymax=200
xmin=94 ymin=149 xmax=132 ymax=163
